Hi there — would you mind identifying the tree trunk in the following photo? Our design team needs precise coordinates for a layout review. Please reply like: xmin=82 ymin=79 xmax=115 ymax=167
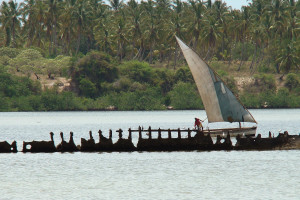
xmin=53 ymin=18 xmax=57 ymax=56
xmin=12 ymin=20 xmax=16 ymax=48
xmin=249 ymin=43 xmax=257 ymax=70
xmin=34 ymin=73 xmax=40 ymax=80
xmin=76 ymin=29 xmax=81 ymax=55
xmin=237 ymin=42 xmax=245 ymax=71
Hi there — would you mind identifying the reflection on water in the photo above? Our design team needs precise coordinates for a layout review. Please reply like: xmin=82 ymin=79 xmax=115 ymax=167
xmin=0 ymin=109 xmax=299 ymax=199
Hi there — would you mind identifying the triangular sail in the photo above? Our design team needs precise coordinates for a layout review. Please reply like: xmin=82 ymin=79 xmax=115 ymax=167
xmin=176 ymin=36 xmax=256 ymax=123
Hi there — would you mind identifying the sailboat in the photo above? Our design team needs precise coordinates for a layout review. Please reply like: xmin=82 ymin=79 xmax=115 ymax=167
xmin=176 ymin=36 xmax=257 ymax=137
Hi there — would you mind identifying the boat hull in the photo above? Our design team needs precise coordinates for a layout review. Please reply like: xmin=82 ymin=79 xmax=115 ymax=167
xmin=203 ymin=126 xmax=257 ymax=137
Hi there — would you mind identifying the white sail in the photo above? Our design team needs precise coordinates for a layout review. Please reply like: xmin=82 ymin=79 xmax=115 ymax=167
xmin=176 ymin=36 xmax=256 ymax=123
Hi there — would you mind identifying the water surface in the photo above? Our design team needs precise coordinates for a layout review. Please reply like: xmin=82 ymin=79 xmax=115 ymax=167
xmin=0 ymin=109 xmax=299 ymax=199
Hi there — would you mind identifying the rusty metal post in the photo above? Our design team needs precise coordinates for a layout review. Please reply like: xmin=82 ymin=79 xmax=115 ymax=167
xmin=178 ymin=128 xmax=181 ymax=139
xmin=138 ymin=126 xmax=142 ymax=139
xmin=158 ymin=128 xmax=162 ymax=139
xmin=128 ymin=128 xmax=132 ymax=140
xmin=117 ymin=129 xmax=123 ymax=139
xmin=89 ymin=131 xmax=93 ymax=140
xmin=148 ymin=126 xmax=152 ymax=139
xmin=109 ymin=129 xmax=112 ymax=139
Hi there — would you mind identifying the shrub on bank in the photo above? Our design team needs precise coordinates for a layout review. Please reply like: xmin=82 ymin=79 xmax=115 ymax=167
xmin=169 ymin=82 xmax=203 ymax=110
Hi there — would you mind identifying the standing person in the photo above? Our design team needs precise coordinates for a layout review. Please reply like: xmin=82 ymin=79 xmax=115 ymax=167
xmin=194 ymin=118 xmax=203 ymax=130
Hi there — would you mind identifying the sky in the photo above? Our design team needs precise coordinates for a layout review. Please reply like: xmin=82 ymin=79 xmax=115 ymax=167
xmin=0 ymin=0 xmax=250 ymax=10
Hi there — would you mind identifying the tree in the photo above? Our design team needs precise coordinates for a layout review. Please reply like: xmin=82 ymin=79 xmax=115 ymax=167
xmin=8 ymin=49 xmax=43 ymax=74
xmin=0 ymin=1 xmax=21 ymax=47
xmin=73 ymin=51 xmax=118 ymax=97
xmin=275 ymin=40 xmax=300 ymax=73
xmin=20 ymin=0 xmax=37 ymax=47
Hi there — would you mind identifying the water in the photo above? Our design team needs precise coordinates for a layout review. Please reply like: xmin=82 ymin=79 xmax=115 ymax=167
xmin=0 ymin=109 xmax=299 ymax=199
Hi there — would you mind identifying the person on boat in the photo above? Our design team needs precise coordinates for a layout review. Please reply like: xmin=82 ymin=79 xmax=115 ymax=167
xmin=194 ymin=118 xmax=203 ymax=130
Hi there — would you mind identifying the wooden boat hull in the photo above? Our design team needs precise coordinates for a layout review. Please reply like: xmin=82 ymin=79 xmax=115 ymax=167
xmin=203 ymin=126 xmax=257 ymax=137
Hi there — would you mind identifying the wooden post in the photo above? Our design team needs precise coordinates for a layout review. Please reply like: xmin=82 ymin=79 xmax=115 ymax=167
xmin=117 ymin=129 xmax=123 ymax=139
xmin=138 ymin=126 xmax=142 ymax=139
xmin=128 ymin=128 xmax=132 ymax=140
xmin=178 ymin=128 xmax=181 ymax=139
xmin=109 ymin=129 xmax=112 ymax=140
xmin=158 ymin=128 xmax=162 ymax=139
xmin=188 ymin=128 xmax=191 ymax=139
xmin=98 ymin=130 xmax=102 ymax=142
xmin=148 ymin=126 xmax=152 ymax=139
xmin=89 ymin=131 xmax=93 ymax=140
xmin=168 ymin=129 xmax=172 ymax=139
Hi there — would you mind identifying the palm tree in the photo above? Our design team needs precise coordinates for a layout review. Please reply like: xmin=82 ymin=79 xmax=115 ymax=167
xmin=59 ymin=0 xmax=76 ymax=55
xmin=213 ymin=0 xmax=229 ymax=55
xmin=0 ymin=1 xmax=21 ymax=47
xmin=93 ymin=4 xmax=112 ymax=54
xmin=267 ymin=0 xmax=289 ymax=39
xmin=127 ymin=0 xmax=143 ymax=59
xmin=35 ymin=0 xmax=46 ymax=48
xmin=109 ymin=0 xmax=124 ymax=11
xmin=20 ymin=0 xmax=37 ymax=47
xmin=188 ymin=0 xmax=205 ymax=50
xmin=202 ymin=15 xmax=221 ymax=61
xmin=142 ymin=0 xmax=159 ymax=64
xmin=237 ymin=6 xmax=252 ymax=71
xmin=276 ymin=40 xmax=300 ymax=73
xmin=73 ymin=0 xmax=92 ymax=55
xmin=171 ymin=0 xmax=184 ymax=66
xmin=155 ymin=0 xmax=172 ymax=63
xmin=45 ymin=0 xmax=62 ymax=56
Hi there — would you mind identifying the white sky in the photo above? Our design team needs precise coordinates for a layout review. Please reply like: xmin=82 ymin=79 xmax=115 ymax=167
xmin=0 ymin=0 xmax=250 ymax=10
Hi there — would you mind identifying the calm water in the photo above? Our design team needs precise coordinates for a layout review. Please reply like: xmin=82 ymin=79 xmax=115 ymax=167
xmin=0 ymin=109 xmax=299 ymax=199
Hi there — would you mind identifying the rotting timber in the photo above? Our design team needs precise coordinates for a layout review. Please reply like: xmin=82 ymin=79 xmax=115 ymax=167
xmin=1 ymin=127 xmax=300 ymax=153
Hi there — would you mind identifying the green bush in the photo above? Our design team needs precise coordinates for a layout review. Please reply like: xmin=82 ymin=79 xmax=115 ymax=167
xmin=100 ymin=87 xmax=164 ymax=110
xmin=119 ymin=60 xmax=155 ymax=84
xmin=253 ymin=73 xmax=276 ymax=92
xmin=0 ymin=47 xmax=20 ymax=58
xmin=174 ymin=66 xmax=193 ymax=83
xmin=155 ymin=68 xmax=175 ymax=94
xmin=240 ymin=93 xmax=261 ymax=108
xmin=232 ymin=42 xmax=255 ymax=61
xmin=169 ymin=82 xmax=203 ymax=109
xmin=74 ymin=51 xmax=118 ymax=97
xmin=285 ymin=73 xmax=299 ymax=91
xmin=79 ymin=78 xmax=97 ymax=98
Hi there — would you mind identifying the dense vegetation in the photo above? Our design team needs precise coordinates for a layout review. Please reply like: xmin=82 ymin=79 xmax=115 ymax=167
xmin=0 ymin=0 xmax=299 ymax=111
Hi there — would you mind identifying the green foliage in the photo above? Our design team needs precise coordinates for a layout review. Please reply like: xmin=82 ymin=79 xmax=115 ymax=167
xmin=169 ymin=82 xmax=203 ymax=109
xmin=0 ymin=55 xmax=11 ymax=66
xmin=174 ymin=66 xmax=193 ymax=83
xmin=119 ymin=60 xmax=155 ymax=84
xmin=100 ymin=87 xmax=164 ymax=110
xmin=232 ymin=42 xmax=255 ymax=61
xmin=74 ymin=51 xmax=118 ymax=97
xmin=155 ymin=68 xmax=175 ymax=94
xmin=0 ymin=47 xmax=20 ymax=58
xmin=79 ymin=78 xmax=97 ymax=98
xmin=40 ymin=90 xmax=83 ymax=111
xmin=285 ymin=73 xmax=299 ymax=91
xmin=0 ymin=70 xmax=41 ymax=97
xmin=258 ymin=64 xmax=274 ymax=73
xmin=253 ymin=73 xmax=276 ymax=92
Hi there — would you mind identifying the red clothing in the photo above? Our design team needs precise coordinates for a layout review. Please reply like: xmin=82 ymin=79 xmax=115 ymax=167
xmin=194 ymin=118 xmax=203 ymax=129
xmin=195 ymin=118 xmax=200 ymax=127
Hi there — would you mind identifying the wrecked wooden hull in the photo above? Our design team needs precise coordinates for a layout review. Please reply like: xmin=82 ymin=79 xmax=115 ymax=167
xmin=1 ymin=129 xmax=300 ymax=153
